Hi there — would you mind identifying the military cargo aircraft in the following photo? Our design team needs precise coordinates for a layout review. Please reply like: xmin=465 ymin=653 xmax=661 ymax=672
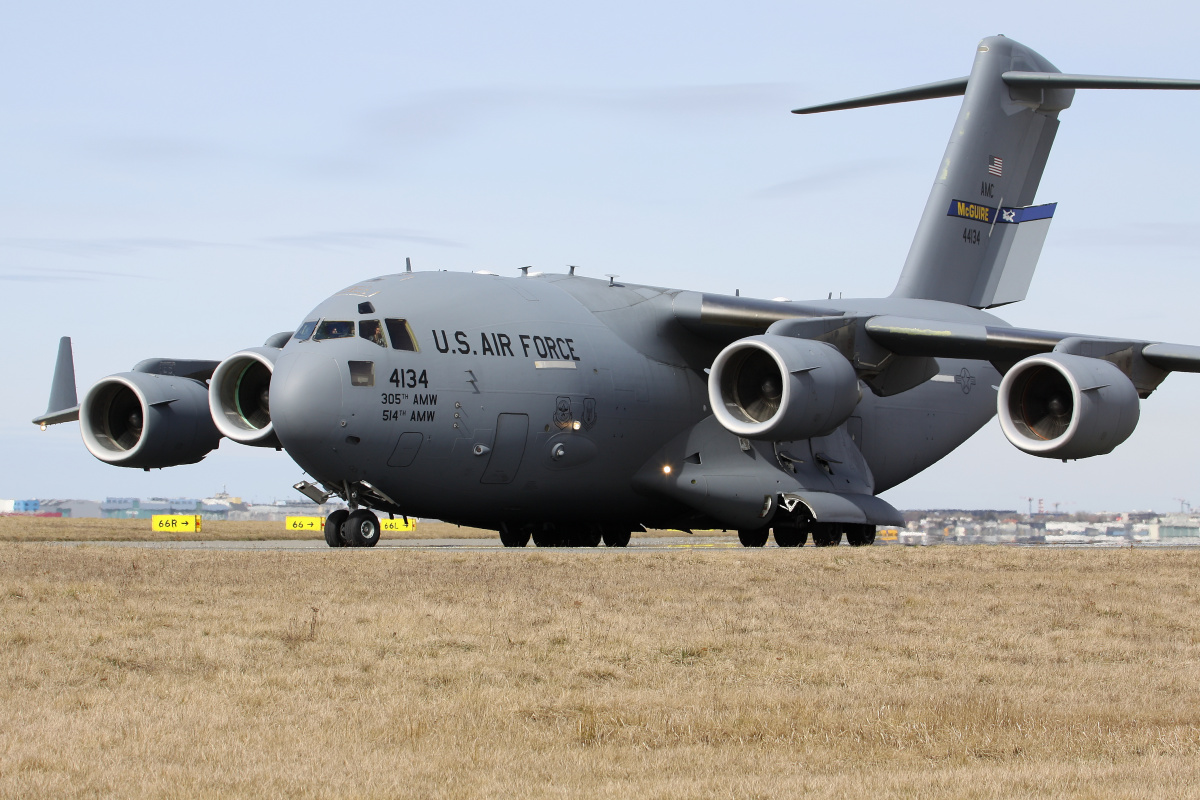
xmin=33 ymin=36 xmax=1200 ymax=548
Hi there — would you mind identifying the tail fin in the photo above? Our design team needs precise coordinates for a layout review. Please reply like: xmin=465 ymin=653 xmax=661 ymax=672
xmin=32 ymin=336 xmax=80 ymax=428
xmin=795 ymin=35 xmax=1200 ymax=309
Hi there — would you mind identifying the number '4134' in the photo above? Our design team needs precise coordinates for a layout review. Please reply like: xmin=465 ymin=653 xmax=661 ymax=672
xmin=390 ymin=368 xmax=428 ymax=388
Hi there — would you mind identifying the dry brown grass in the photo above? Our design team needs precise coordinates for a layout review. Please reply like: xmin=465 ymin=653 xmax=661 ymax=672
xmin=1 ymin=545 xmax=1198 ymax=798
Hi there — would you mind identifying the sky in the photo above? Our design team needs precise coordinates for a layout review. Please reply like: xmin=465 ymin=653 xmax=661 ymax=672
xmin=3 ymin=1 xmax=1199 ymax=512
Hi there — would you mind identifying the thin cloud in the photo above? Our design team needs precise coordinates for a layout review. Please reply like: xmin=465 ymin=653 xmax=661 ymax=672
xmin=263 ymin=229 xmax=463 ymax=250
xmin=0 ymin=265 xmax=147 ymax=282
xmin=371 ymin=83 xmax=799 ymax=148
xmin=88 ymin=135 xmax=241 ymax=164
xmin=0 ymin=237 xmax=223 ymax=257
xmin=1048 ymin=223 xmax=1200 ymax=249
xmin=756 ymin=158 xmax=905 ymax=197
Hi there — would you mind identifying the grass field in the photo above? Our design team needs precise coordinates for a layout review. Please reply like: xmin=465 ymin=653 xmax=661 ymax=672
xmin=2 ymin=544 xmax=1198 ymax=798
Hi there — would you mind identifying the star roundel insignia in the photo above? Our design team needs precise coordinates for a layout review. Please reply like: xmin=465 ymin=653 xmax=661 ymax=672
xmin=954 ymin=368 xmax=977 ymax=394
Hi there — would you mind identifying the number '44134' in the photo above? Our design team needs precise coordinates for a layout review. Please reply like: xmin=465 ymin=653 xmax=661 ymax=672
xmin=390 ymin=368 xmax=428 ymax=389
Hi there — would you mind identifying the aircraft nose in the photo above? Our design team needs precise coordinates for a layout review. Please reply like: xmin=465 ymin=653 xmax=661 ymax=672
xmin=270 ymin=351 xmax=345 ymax=472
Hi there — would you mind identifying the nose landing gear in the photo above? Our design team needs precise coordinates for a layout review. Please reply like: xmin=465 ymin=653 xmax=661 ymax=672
xmin=322 ymin=508 xmax=381 ymax=548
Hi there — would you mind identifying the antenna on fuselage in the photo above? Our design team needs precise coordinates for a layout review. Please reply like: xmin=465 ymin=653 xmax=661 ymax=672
xmin=405 ymin=257 xmax=412 ymax=273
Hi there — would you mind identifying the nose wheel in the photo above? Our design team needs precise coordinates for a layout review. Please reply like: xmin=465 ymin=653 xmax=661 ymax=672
xmin=323 ymin=508 xmax=381 ymax=548
xmin=324 ymin=510 xmax=348 ymax=548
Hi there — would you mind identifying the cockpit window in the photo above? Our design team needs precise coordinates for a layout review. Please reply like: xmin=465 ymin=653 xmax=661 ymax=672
xmin=385 ymin=318 xmax=419 ymax=352
xmin=314 ymin=320 xmax=354 ymax=340
xmin=294 ymin=320 xmax=318 ymax=341
xmin=359 ymin=320 xmax=387 ymax=348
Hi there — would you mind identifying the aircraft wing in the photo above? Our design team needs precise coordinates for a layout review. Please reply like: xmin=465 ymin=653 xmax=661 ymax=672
xmin=863 ymin=315 xmax=1200 ymax=395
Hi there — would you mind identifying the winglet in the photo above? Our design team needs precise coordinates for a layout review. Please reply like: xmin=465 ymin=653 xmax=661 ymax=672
xmin=32 ymin=337 xmax=80 ymax=428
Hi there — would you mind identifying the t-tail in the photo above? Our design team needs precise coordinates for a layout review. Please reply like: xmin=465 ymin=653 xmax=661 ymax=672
xmin=795 ymin=35 xmax=1200 ymax=309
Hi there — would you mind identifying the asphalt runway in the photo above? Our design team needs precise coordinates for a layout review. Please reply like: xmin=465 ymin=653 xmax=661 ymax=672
xmin=42 ymin=536 xmax=740 ymax=551
xmin=38 ymin=537 xmax=1200 ymax=551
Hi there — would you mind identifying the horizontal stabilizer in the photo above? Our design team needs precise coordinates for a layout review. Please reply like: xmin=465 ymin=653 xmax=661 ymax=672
xmin=793 ymin=71 xmax=1200 ymax=116
xmin=792 ymin=77 xmax=968 ymax=114
xmin=1001 ymin=72 xmax=1200 ymax=90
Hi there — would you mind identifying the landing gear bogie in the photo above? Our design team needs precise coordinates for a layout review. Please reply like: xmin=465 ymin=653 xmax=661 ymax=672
xmin=511 ymin=522 xmax=630 ymax=547
xmin=323 ymin=508 xmax=381 ymax=548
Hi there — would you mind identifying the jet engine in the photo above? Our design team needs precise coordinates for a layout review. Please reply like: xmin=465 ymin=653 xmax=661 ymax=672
xmin=81 ymin=373 xmax=220 ymax=469
xmin=209 ymin=347 xmax=281 ymax=447
xmin=998 ymin=353 xmax=1140 ymax=459
xmin=708 ymin=335 xmax=860 ymax=441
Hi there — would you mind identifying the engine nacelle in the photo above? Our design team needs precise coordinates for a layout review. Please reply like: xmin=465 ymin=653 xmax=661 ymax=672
xmin=708 ymin=335 xmax=860 ymax=441
xmin=209 ymin=347 xmax=281 ymax=447
xmin=998 ymin=353 xmax=1140 ymax=459
xmin=81 ymin=373 xmax=220 ymax=469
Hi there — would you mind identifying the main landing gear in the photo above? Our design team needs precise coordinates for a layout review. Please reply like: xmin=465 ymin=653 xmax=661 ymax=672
xmin=499 ymin=521 xmax=632 ymax=548
xmin=323 ymin=508 xmax=381 ymax=548
xmin=736 ymin=522 xmax=876 ymax=548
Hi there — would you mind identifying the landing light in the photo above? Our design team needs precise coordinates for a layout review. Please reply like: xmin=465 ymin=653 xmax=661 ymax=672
xmin=40 ymin=423 xmax=47 ymax=431
xmin=662 ymin=465 xmax=672 ymax=475
xmin=572 ymin=420 xmax=581 ymax=430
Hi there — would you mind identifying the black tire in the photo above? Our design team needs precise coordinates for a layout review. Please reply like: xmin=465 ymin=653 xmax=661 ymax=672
xmin=601 ymin=525 xmax=631 ymax=548
xmin=846 ymin=524 xmax=876 ymax=547
xmin=345 ymin=509 xmax=381 ymax=547
xmin=575 ymin=525 xmax=602 ymax=548
xmin=738 ymin=528 xmax=770 ymax=547
xmin=498 ymin=521 xmax=531 ymax=547
xmin=773 ymin=525 xmax=809 ymax=548
xmin=324 ymin=509 xmax=349 ymax=548
xmin=811 ymin=523 xmax=842 ymax=547
xmin=531 ymin=524 xmax=560 ymax=547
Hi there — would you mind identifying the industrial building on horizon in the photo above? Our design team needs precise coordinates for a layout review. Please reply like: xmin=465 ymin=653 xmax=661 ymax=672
xmin=1 ymin=491 xmax=346 ymax=521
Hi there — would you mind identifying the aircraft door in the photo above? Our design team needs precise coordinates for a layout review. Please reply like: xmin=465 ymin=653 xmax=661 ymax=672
xmin=481 ymin=413 xmax=529 ymax=485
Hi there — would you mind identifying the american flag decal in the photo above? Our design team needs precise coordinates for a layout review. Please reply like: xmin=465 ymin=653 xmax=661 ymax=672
xmin=987 ymin=155 xmax=1003 ymax=177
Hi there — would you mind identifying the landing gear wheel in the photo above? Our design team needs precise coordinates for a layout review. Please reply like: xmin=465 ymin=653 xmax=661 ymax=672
xmin=738 ymin=528 xmax=770 ymax=547
xmin=575 ymin=525 xmax=603 ymax=548
xmin=773 ymin=525 xmax=809 ymax=548
xmin=811 ymin=523 xmax=842 ymax=547
xmin=498 ymin=522 xmax=531 ymax=547
xmin=344 ymin=509 xmax=381 ymax=547
xmin=324 ymin=509 xmax=349 ymax=548
xmin=845 ymin=524 xmax=876 ymax=547
xmin=531 ymin=524 xmax=561 ymax=548
xmin=601 ymin=525 xmax=631 ymax=548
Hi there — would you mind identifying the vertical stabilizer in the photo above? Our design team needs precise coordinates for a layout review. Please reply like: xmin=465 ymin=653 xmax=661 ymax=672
xmin=798 ymin=37 xmax=1200 ymax=308
xmin=891 ymin=36 xmax=1069 ymax=307
xmin=32 ymin=336 xmax=80 ymax=427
